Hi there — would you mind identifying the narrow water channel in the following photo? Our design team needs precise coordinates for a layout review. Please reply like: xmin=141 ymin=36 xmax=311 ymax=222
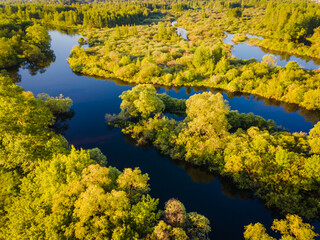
xmin=223 ymin=33 xmax=320 ymax=70
xmin=16 ymin=31 xmax=320 ymax=239
xmin=172 ymin=21 xmax=189 ymax=40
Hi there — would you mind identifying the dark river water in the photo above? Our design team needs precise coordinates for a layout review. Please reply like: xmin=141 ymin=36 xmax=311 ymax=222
xmin=16 ymin=31 xmax=320 ymax=239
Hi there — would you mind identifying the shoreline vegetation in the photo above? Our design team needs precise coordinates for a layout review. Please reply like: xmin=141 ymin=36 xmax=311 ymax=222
xmin=247 ymin=37 xmax=320 ymax=62
xmin=68 ymin=18 xmax=320 ymax=111
xmin=0 ymin=73 xmax=212 ymax=240
xmin=106 ymin=84 xmax=320 ymax=222
xmin=2 ymin=0 xmax=320 ymax=238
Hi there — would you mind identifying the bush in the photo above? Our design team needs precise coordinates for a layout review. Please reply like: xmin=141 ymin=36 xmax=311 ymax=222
xmin=37 ymin=93 xmax=73 ymax=114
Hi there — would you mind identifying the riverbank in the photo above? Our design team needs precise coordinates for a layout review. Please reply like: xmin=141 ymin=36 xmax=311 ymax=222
xmin=247 ymin=38 xmax=320 ymax=65
xmin=107 ymin=84 xmax=320 ymax=221
xmin=68 ymin=23 xmax=320 ymax=111
xmin=14 ymin=29 xmax=272 ymax=240
xmin=223 ymin=32 xmax=320 ymax=70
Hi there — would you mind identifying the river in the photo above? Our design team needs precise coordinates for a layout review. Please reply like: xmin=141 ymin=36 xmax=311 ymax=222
xmin=223 ymin=33 xmax=320 ymax=70
xmin=172 ymin=21 xmax=188 ymax=40
xmin=16 ymin=31 xmax=320 ymax=239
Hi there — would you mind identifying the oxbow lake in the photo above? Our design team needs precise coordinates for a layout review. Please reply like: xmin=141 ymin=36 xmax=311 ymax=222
xmin=16 ymin=31 xmax=320 ymax=239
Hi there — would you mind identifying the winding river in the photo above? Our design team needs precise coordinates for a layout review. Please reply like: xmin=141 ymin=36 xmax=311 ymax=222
xmin=16 ymin=31 xmax=320 ymax=239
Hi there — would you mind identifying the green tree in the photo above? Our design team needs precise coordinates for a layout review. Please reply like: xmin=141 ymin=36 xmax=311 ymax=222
xmin=119 ymin=85 xmax=165 ymax=119
xmin=176 ymin=92 xmax=230 ymax=164
xmin=262 ymin=54 xmax=277 ymax=66
xmin=193 ymin=45 xmax=211 ymax=69
xmin=309 ymin=122 xmax=320 ymax=154
xmin=37 ymin=93 xmax=73 ymax=114
xmin=25 ymin=24 xmax=50 ymax=50
xmin=245 ymin=215 xmax=318 ymax=240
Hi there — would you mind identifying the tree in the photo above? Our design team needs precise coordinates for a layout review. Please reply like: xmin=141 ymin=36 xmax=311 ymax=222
xmin=193 ymin=45 xmax=211 ymax=69
xmin=187 ymin=212 xmax=211 ymax=239
xmin=37 ymin=93 xmax=73 ymax=114
xmin=244 ymin=215 xmax=318 ymax=240
xmin=152 ymin=199 xmax=210 ymax=239
xmin=227 ymin=7 xmax=242 ymax=18
xmin=262 ymin=54 xmax=277 ymax=66
xmin=117 ymin=167 xmax=150 ymax=203
xmin=164 ymin=199 xmax=187 ymax=228
xmin=176 ymin=92 xmax=230 ymax=164
xmin=272 ymin=214 xmax=318 ymax=239
xmin=309 ymin=122 xmax=320 ymax=154
xmin=244 ymin=222 xmax=275 ymax=240
xmin=25 ymin=24 xmax=51 ymax=50
xmin=119 ymin=85 xmax=165 ymax=119
xmin=78 ymin=37 xmax=86 ymax=46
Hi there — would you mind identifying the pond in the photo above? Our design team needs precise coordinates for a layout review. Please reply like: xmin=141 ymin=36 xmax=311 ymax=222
xmin=223 ymin=33 xmax=320 ymax=70
xmin=16 ymin=31 xmax=320 ymax=239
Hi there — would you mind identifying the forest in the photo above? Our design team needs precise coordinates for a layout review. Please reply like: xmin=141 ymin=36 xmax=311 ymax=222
xmin=0 ymin=15 xmax=54 ymax=70
xmin=1 ymin=0 xmax=320 ymax=239
xmin=106 ymin=84 xmax=320 ymax=220
xmin=0 ymin=73 xmax=213 ymax=239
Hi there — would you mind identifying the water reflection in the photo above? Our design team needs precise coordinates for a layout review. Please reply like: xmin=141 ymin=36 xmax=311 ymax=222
xmin=45 ymin=25 xmax=79 ymax=35
xmin=121 ymin=130 xmax=257 ymax=201
xmin=157 ymin=84 xmax=320 ymax=128
xmin=8 ymin=49 xmax=56 ymax=79
xmin=51 ymin=110 xmax=75 ymax=135
xmin=220 ymin=177 xmax=254 ymax=201
xmin=223 ymin=33 xmax=320 ymax=70
xmin=17 ymin=30 xmax=320 ymax=239
xmin=170 ymin=159 xmax=216 ymax=183
xmin=160 ymin=153 xmax=256 ymax=202
xmin=21 ymin=49 xmax=56 ymax=76
xmin=172 ymin=21 xmax=189 ymax=41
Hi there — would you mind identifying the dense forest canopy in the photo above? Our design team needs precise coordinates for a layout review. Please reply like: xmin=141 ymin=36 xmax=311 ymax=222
xmin=0 ymin=73 xmax=212 ymax=239
xmin=1 ymin=0 xmax=320 ymax=238
xmin=0 ymin=15 xmax=54 ymax=70
xmin=107 ymin=84 xmax=320 ymax=221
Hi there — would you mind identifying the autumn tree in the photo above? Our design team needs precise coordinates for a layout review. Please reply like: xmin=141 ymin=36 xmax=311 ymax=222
xmin=119 ymin=84 xmax=165 ymax=119
xmin=244 ymin=214 xmax=318 ymax=240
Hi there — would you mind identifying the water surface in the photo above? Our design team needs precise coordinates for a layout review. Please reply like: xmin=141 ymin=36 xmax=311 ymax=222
xmin=172 ymin=21 xmax=188 ymax=40
xmin=223 ymin=33 xmax=320 ymax=70
xmin=17 ymin=31 xmax=320 ymax=239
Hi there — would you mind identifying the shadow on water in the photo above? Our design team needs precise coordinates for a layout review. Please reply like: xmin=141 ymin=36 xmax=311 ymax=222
xmin=7 ymin=49 xmax=56 ymax=79
xmin=16 ymin=30 xmax=320 ymax=240
xmin=156 ymin=83 xmax=320 ymax=127
xmin=51 ymin=110 xmax=76 ymax=135
xmin=46 ymin=25 xmax=79 ymax=35
xmin=22 ymin=50 xmax=56 ymax=76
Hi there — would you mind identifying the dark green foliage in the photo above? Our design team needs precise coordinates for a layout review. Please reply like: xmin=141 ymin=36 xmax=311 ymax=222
xmin=227 ymin=111 xmax=278 ymax=132
xmin=0 ymin=75 xmax=210 ymax=239
xmin=0 ymin=3 xmax=157 ymax=29
xmin=108 ymin=85 xmax=320 ymax=220
xmin=158 ymin=93 xmax=186 ymax=116
xmin=227 ymin=7 xmax=242 ymax=18
xmin=0 ymin=16 xmax=53 ymax=69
